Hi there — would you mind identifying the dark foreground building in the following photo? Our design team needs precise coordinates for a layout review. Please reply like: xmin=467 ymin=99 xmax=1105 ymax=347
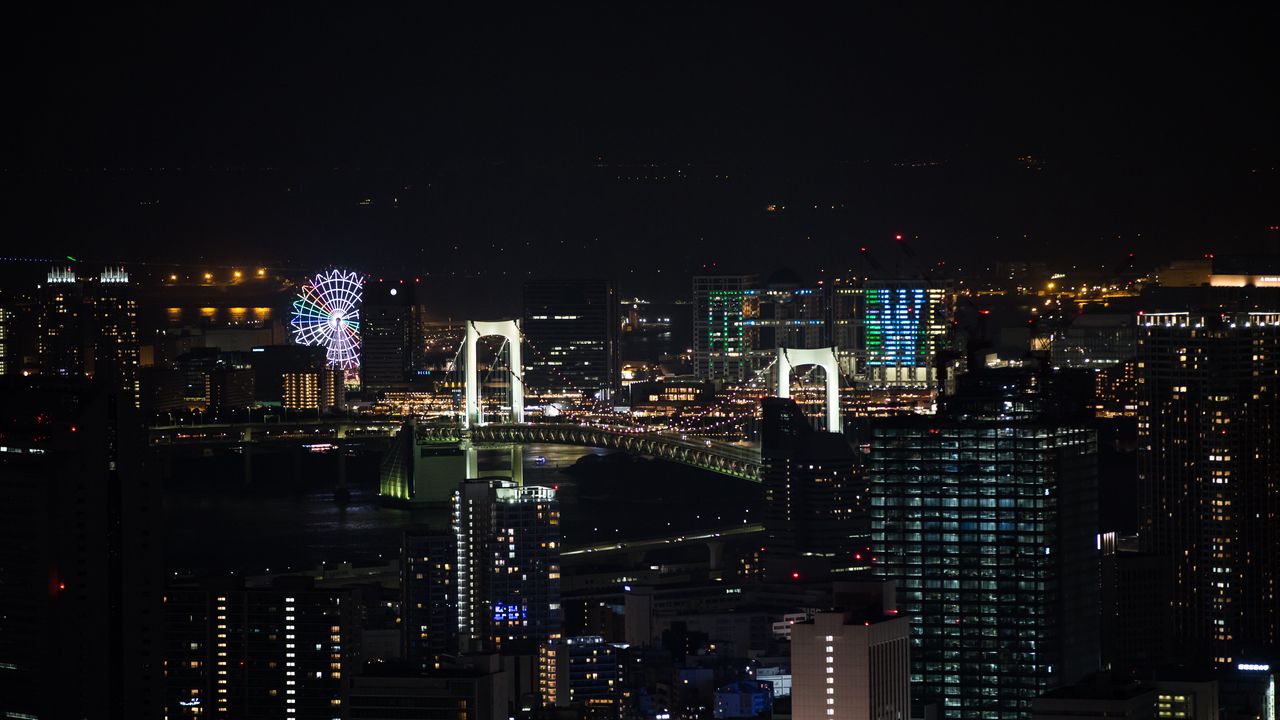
xmin=0 ymin=378 xmax=163 ymax=719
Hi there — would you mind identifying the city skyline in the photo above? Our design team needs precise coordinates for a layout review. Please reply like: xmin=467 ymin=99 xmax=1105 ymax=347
xmin=3 ymin=5 xmax=1280 ymax=720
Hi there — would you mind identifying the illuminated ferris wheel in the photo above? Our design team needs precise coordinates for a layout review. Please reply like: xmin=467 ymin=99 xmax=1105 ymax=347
xmin=290 ymin=269 xmax=363 ymax=369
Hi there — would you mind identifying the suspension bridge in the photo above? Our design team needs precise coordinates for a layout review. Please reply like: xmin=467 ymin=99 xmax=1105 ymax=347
xmin=149 ymin=319 xmax=851 ymax=499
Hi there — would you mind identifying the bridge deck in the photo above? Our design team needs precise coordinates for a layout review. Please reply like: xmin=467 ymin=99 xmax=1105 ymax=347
xmin=148 ymin=419 xmax=764 ymax=481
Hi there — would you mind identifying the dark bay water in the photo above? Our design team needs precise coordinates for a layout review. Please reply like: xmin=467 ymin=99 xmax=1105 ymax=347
xmin=162 ymin=443 xmax=761 ymax=577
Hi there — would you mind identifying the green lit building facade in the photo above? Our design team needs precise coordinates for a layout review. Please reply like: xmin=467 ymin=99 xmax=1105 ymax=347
xmin=693 ymin=274 xmax=756 ymax=383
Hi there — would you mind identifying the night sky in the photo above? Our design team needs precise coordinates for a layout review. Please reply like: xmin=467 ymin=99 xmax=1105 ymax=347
xmin=5 ymin=4 xmax=1278 ymax=310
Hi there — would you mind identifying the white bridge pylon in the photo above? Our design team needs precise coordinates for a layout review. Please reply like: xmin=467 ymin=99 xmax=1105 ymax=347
xmin=464 ymin=319 xmax=524 ymax=428
xmin=775 ymin=347 xmax=842 ymax=433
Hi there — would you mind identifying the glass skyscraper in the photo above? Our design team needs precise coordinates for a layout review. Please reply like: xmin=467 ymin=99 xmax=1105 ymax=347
xmin=869 ymin=370 xmax=1100 ymax=720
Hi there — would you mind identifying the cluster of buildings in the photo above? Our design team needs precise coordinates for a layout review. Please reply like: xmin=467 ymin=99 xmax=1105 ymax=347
xmin=0 ymin=265 xmax=347 ymax=417
xmin=692 ymin=273 xmax=951 ymax=390
xmin=1 ymin=255 xmax=1278 ymax=720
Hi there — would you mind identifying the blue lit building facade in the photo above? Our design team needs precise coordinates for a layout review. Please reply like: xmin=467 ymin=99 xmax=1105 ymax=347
xmin=862 ymin=280 xmax=949 ymax=388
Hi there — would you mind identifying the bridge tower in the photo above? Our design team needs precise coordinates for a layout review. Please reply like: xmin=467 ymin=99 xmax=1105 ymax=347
xmin=775 ymin=347 xmax=842 ymax=433
xmin=463 ymin=320 xmax=525 ymax=428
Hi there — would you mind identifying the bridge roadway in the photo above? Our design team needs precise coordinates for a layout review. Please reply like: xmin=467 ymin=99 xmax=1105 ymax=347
xmin=148 ymin=419 xmax=765 ymax=482
xmin=418 ymin=423 xmax=764 ymax=482
xmin=562 ymin=522 xmax=765 ymax=559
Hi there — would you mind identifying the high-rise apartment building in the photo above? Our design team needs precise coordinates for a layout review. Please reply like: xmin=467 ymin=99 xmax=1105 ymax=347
xmin=790 ymin=609 xmax=912 ymax=720
xmin=454 ymin=478 xmax=499 ymax=649
xmin=1136 ymin=310 xmax=1280 ymax=665
xmin=164 ymin=577 xmax=358 ymax=719
xmin=37 ymin=266 xmax=89 ymax=376
xmin=453 ymin=479 xmax=562 ymax=651
xmin=870 ymin=369 xmax=1100 ymax=720
xmin=523 ymin=278 xmax=620 ymax=396
xmin=94 ymin=266 xmax=140 ymax=397
xmin=490 ymin=484 xmax=562 ymax=647
xmin=539 ymin=635 xmax=625 ymax=718
xmin=693 ymin=274 xmax=757 ymax=383
xmin=402 ymin=531 xmax=457 ymax=671
xmin=0 ymin=378 xmax=163 ymax=720
xmin=0 ymin=305 xmax=10 ymax=375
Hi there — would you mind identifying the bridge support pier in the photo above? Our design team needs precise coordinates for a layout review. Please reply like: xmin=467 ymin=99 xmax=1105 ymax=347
xmin=776 ymin=346 xmax=842 ymax=433
xmin=707 ymin=540 xmax=725 ymax=581
xmin=463 ymin=319 xmax=524 ymax=429
xmin=464 ymin=443 xmax=479 ymax=480
xmin=510 ymin=444 xmax=524 ymax=486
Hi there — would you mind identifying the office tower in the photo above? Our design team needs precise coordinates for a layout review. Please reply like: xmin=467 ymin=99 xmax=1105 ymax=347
xmin=164 ymin=577 xmax=359 ymax=719
xmin=206 ymin=361 xmax=256 ymax=412
xmin=1050 ymin=314 xmax=1137 ymax=369
xmin=1093 ymin=359 xmax=1137 ymax=417
xmin=870 ymin=369 xmax=1100 ymax=720
xmin=761 ymin=397 xmax=866 ymax=567
xmin=523 ymin=278 xmax=620 ymax=396
xmin=1150 ymin=677 xmax=1218 ymax=720
xmin=539 ymin=635 xmax=624 ymax=717
xmin=790 ymin=609 xmax=911 ymax=720
xmin=714 ymin=681 xmax=775 ymax=718
xmin=402 ymin=531 xmax=457 ymax=671
xmin=0 ymin=378 xmax=163 ymax=720
xmin=831 ymin=281 xmax=864 ymax=377
xmin=742 ymin=271 xmax=829 ymax=356
xmin=453 ymin=479 xmax=562 ymax=651
xmin=693 ymin=274 xmax=756 ymax=383
xmin=345 ymin=653 xmax=510 ymax=720
xmin=862 ymin=280 xmax=950 ymax=388
xmin=252 ymin=345 xmax=342 ymax=411
xmin=1136 ymin=310 xmax=1280 ymax=665
xmin=1030 ymin=674 xmax=1158 ymax=720
xmin=1099 ymin=537 xmax=1174 ymax=672
xmin=37 ymin=266 xmax=89 ymax=376
xmin=362 ymin=278 xmax=423 ymax=391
